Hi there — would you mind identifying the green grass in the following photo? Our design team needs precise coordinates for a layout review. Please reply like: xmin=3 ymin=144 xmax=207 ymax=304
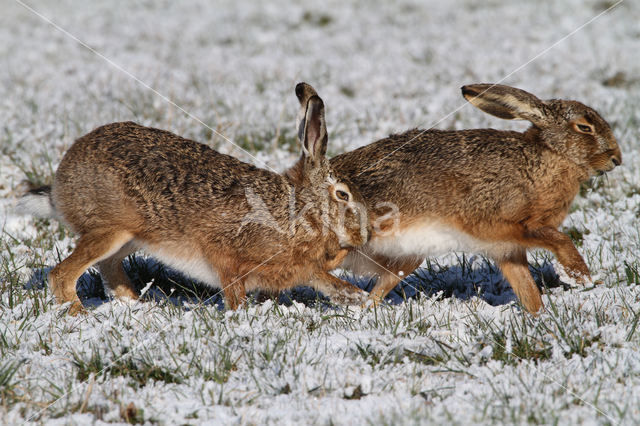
xmin=72 ymin=346 xmax=184 ymax=386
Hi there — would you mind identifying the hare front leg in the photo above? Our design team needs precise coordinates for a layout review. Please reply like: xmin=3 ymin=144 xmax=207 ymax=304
xmin=497 ymin=249 xmax=543 ymax=314
xmin=310 ymin=272 xmax=369 ymax=305
xmin=97 ymin=241 xmax=138 ymax=301
xmin=323 ymin=248 xmax=349 ymax=271
xmin=522 ymin=227 xmax=591 ymax=285
xmin=49 ymin=231 xmax=133 ymax=315
xmin=309 ymin=249 xmax=368 ymax=305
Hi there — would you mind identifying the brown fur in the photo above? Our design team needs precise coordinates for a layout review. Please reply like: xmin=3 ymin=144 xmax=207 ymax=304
xmin=28 ymin=84 xmax=370 ymax=314
xmin=330 ymin=84 xmax=621 ymax=314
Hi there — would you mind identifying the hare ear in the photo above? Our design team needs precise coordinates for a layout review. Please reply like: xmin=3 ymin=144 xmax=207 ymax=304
xmin=461 ymin=84 xmax=546 ymax=125
xmin=295 ymin=82 xmax=327 ymax=161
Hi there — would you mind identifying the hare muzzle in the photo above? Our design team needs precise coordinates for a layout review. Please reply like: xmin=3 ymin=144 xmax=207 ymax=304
xmin=592 ymin=147 xmax=622 ymax=174
xmin=608 ymin=148 xmax=622 ymax=170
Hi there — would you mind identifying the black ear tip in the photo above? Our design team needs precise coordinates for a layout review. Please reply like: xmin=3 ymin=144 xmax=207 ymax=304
xmin=295 ymin=82 xmax=306 ymax=100
xmin=461 ymin=85 xmax=474 ymax=97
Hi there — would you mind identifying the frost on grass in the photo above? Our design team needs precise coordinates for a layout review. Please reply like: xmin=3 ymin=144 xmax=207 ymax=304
xmin=2 ymin=0 xmax=640 ymax=424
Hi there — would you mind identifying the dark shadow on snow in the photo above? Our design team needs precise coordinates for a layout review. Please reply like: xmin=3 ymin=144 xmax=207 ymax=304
xmin=347 ymin=256 xmax=566 ymax=307
xmin=24 ymin=254 xmax=567 ymax=311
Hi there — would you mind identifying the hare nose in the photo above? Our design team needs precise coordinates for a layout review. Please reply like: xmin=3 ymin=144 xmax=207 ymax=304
xmin=612 ymin=157 xmax=621 ymax=167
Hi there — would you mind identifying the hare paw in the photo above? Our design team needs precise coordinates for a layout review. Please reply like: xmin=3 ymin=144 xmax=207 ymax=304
xmin=66 ymin=300 xmax=86 ymax=316
xmin=553 ymin=261 xmax=592 ymax=288
xmin=332 ymin=288 xmax=369 ymax=306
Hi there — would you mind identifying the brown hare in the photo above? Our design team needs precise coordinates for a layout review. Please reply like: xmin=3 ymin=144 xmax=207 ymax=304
xmin=329 ymin=83 xmax=621 ymax=314
xmin=19 ymin=83 xmax=370 ymax=314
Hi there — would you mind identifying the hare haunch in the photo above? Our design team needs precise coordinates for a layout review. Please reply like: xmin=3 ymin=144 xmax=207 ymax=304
xmin=21 ymin=84 xmax=370 ymax=314
xmin=329 ymin=84 xmax=621 ymax=313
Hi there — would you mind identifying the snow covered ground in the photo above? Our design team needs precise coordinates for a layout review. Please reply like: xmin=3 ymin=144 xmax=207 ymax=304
xmin=1 ymin=0 xmax=639 ymax=424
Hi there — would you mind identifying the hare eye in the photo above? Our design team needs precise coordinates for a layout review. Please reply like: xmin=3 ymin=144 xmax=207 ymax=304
xmin=576 ymin=123 xmax=593 ymax=133
xmin=335 ymin=190 xmax=350 ymax=202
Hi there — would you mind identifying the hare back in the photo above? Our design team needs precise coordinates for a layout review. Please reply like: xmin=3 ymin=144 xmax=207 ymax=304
xmin=56 ymin=121 xmax=280 ymax=207
xmin=52 ymin=122 xmax=295 ymax=243
xmin=332 ymin=128 xmax=580 ymax=225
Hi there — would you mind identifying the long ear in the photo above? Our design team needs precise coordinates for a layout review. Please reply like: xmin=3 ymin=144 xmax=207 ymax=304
xmin=295 ymin=82 xmax=327 ymax=161
xmin=461 ymin=84 xmax=547 ymax=125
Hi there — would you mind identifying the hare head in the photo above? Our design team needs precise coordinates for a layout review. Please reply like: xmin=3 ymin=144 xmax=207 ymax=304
xmin=287 ymin=82 xmax=369 ymax=248
xmin=462 ymin=84 xmax=621 ymax=177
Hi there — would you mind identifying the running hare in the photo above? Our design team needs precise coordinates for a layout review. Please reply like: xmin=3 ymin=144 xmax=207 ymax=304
xmin=20 ymin=84 xmax=369 ymax=314
xmin=330 ymin=84 xmax=621 ymax=313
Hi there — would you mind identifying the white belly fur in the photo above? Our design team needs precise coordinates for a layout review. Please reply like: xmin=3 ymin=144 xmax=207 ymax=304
xmin=367 ymin=221 xmax=513 ymax=260
xmin=140 ymin=243 xmax=222 ymax=288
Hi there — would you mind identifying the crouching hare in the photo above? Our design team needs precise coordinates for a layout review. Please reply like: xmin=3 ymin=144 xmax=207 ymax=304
xmin=330 ymin=84 xmax=621 ymax=314
xmin=20 ymin=84 xmax=370 ymax=314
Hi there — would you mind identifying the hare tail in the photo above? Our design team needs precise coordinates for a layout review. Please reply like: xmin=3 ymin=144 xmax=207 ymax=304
xmin=15 ymin=185 xmax=57 ymax=218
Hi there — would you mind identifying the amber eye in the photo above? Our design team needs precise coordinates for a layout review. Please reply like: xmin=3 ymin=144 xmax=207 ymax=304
xmin=335 ymin=190 xmax=350 ymax=202
xmin=576 ymin=123 xmax=593 ymax=133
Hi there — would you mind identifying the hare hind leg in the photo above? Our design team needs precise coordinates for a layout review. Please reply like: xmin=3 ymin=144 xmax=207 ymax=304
xmin=222 ymin=279 xmax=247 ymax=310
xmin=497 ymin=249 xmax=543 ymax=314
xmin=49 ymin=231 xmax=134 ymax=314
xmin=219 ymin=267 xmax=247 ymax=310
xmin=367 ymin=257 xmax=423 ymax=305
xmin=97 ymin=241 xmax=138 ymax=300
